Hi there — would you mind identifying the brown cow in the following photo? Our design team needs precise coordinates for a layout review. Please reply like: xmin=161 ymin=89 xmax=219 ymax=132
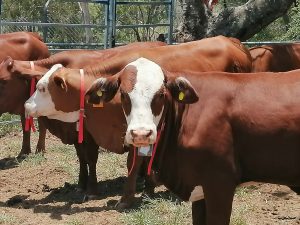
xmin=86 ymin=57 xmax=300 ymax=225
xmin=24 ymin=36 xmax=252 ymax=208
xmin=0 ymin=31 xmax=50 ymax=156
xmin=250 ymin=43 xmax=300 ymax=72
xmin=0 ymin=41 xmax=166 ymax=205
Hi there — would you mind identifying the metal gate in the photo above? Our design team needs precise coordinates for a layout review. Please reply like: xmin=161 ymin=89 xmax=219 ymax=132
xmin=0 ymin=0 xmax=174 ymax=51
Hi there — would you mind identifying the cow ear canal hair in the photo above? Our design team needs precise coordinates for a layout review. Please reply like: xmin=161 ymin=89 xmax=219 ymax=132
xmin=86 ymin=76 xmax=120 ymax=104
xmin=166 ymin=76 xmax=199 ymax=104
xmin=53 ymin=76 xmax=68 ymax=92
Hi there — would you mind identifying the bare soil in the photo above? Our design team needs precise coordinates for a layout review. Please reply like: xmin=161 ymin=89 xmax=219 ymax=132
xmin=0 ymin=131 xmax=299 ymax=225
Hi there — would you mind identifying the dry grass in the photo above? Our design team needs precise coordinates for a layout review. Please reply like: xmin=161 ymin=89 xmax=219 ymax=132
xmin=1 ymin=130 xmax=299 ymax=225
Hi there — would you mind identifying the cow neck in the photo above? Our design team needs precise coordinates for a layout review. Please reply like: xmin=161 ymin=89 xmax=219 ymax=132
xmin=151 ymin=99 xmax=188 ymax=196
xmin=78 ymin=69 xmax=85 ymax=144
xmin=24 ymin=61 xmax=36 ymax=132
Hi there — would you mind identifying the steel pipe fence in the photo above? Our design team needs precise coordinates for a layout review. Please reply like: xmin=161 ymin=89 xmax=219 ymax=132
xmin=0 ymin=0 xmax=174 ymax=50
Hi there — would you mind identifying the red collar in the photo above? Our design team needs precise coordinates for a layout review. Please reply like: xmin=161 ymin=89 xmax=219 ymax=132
xmin=78 ymin=69 xmax=85 ymax=143
xmin=25 ymin=61 xmax=36 ymax=132
xmin=147 ymin=122 xmax=165 ymax=175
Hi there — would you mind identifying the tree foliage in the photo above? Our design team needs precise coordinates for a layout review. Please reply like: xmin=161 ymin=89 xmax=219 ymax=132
xmin=0 ymin=0 xmax=298 ymax=46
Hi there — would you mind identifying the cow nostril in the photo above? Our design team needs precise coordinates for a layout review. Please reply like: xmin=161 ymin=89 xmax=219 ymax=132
xmin=131 ymin=129 xmax=152 ymax=138
xmin=131 ymin=130 xmax=137 ymax=137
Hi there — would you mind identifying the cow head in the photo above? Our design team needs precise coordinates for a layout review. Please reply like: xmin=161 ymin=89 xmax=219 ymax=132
xmin=25 ymin=65 xmax=82 ymax=123
xmin=86 ymin=57 xmax=198 ymax=147
xmin=0 ymin=57 xmax=45 ymax=115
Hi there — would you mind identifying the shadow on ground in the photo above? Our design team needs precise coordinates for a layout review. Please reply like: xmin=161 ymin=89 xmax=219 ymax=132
xmin=0 ymin=175 xmax=176 ymax=220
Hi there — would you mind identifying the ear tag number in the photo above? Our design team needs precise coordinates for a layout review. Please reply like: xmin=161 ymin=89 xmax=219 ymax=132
xmin=179 ymin=92 xmax=185 ymax=101
xmin=97 ymin=90 xmax=103 ymax=97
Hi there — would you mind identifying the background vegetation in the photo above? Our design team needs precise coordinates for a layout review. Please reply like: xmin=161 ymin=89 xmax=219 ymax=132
xmin=0 ymin=0 xmax=297 ymax=47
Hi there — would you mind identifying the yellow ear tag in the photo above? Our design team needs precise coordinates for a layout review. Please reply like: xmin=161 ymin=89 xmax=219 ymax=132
xmin=178 ymin=92 xmax=185 ymax=101
xmin=93 ymin=90 xmax=104 ymax=108
xmin=96 ymin=90 xmax=103 ymax=97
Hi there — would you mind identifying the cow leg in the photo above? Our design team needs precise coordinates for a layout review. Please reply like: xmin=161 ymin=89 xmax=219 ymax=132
xmin=116 ymin=147 xmax=144 ymax=209
xmin=18 ymin=113 xmax=31 ymax=157
xmin=142 ymin=159 xmax=157 ymax=197
xmin=35 ymin=118 xmax=46 ymax=153
xmin=85 ymin=138 xmax=99 ymax=199
xmin=204 ymin=181 xmax=236 ymax=225
xmin=74 ymin=143 xmax=88 ymax=192
xmin=192 ymin=199 xmax=206 ymax=225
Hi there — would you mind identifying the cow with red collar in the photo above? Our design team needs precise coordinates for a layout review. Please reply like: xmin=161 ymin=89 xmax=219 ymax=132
xmin=250 ymin=43 xmax=300 ymax=72
xmin=0 ymin=31 xmax=50 ymax=156
xmin=0 ymin=41 xmax=165 ymax=205
xmin=24 ymin=36 xmax=252 ymax=208
xmin=86 ymin=57 xmax=300 ymax=225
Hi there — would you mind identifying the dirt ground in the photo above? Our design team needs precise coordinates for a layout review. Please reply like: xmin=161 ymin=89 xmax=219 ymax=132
xmin=0 ymin=130 xmax=300 ymax=225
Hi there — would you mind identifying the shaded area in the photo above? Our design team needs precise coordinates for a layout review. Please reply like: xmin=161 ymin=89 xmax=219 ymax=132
xmin=0 ymin=176 xmax=174 ymax=220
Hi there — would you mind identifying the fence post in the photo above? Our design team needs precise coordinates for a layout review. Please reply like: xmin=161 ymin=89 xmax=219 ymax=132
xmin=167 ymin=0 xmax=174 ymax=44
xmin=43 ymin=0 xmax=52 ymax=43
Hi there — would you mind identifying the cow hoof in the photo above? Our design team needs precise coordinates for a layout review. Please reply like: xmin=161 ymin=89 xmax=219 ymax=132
xmin=83 ymin=194 xmax=98 ymax=202
xmin=115 ymin=199 xmax=133 ymax=210
xmin=75 ymin=187 xmax=85 ymax=193
xmin=142 ymin=190 xmax=155 ymax=198
xmin=16 ymin=153 xmax=29 ymax=161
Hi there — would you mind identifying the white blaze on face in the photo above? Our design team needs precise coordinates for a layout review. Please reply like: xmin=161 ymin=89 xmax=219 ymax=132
xmin=25 ymin=64 xmax=80 ymax=123
xmin=124 ymin=58 xmax=165 ymax=145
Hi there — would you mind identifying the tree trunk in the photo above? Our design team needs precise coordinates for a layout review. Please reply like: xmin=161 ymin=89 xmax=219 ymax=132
xmin=175 ymin=0 xmax=209 ymax=42
xmin=175 ymin=0 xmax=295 ymax=42
xmin=79 ymin=1 xmax=93 ymax=43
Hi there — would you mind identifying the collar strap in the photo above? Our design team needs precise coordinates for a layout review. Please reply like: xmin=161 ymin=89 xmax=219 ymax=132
xmin=127 ymin=121 xmax=165 ymax=177
xmin=147 ymin=122 xmax=165 ymax=175
xmin=78 ymin=69 xmax=85 ymax=143
xmin=25 ymin=61 xmax=36 ymax=132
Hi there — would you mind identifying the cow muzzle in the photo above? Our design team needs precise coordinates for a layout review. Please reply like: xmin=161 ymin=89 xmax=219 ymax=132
xmin=24 ymin=101 xmax=37 ymax=117
xmin=130 ymin=129 xmax=155 ymax=147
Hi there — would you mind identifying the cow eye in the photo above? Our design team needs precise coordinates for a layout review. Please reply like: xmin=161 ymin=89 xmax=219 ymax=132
xmin=37 ymin=85 xmax=46 ymax=93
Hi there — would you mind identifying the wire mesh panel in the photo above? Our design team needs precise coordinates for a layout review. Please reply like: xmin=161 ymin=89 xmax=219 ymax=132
xmin=0 ymin=0 xmax=174 ymax=50
xmin=45 ymin=0 xmax=108 ymax=48
xmin=115 ymin=0 xmax=172 ymax=43
xmin=0 ymin=0 xmax=109 ymax=50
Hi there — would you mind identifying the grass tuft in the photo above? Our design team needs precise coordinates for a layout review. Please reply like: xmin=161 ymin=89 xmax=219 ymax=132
xmin=0 ymin=213 xmax=17 ymax=224
xmin=64 ymin=218 xmax=84 ymax=225
xmin=19 ymin=153 xmax=46 ymax=167
xmin=120 ymin=196 xmax=191 ymax=225
xmin=0 ymin=114 xmax=21 ymax=138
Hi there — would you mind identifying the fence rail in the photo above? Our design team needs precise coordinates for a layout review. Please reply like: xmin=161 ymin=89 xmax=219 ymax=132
xmin=0 ymin=0 xmax=175 ymax=50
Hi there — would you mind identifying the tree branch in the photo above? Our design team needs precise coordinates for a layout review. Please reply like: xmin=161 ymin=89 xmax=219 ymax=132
xmin=207 ymin=0 xmax=295 ymax=40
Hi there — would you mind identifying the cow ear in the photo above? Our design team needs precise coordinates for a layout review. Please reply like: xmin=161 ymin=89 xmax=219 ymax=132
xmin=86 ymin=76 xmax=120 ymax=104
xmin=53 ymin=76 xmax=68 ymax=92
xmin=166 ymin=76 xmax=199 ymax=104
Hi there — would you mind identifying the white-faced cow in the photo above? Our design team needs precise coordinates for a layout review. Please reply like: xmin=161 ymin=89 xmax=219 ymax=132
xmin=24 ymin=36 xmax=252 ymax=208
xmin=0 ymin=41 xmax=165 ymax=204
xmin=86 ymin=57 xmax=300 ymax=225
